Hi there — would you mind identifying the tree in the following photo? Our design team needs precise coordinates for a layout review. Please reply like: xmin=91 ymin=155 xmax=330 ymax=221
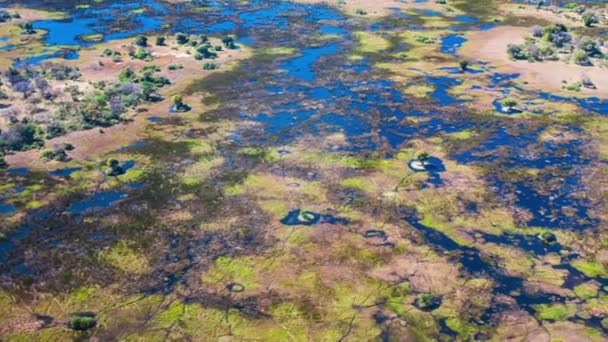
xmin=135 ymin=35 xmax=148 ymax=47
xmin=176 ymin=32 xmax=189 ymax=45
xmin=501 ymin=98 xmax=517 ymax=111
xmin=417 ymin=152 xmax=430 ymax=162
xmin=22 ymin=22 xmax=35 ymax=34
xmin=155 ymin=36 xmax=165 ymax=46
xmin=12 ymin=80 xmax=34 ymax=99
xmin=458 ymin=60 xmax=468 ymax=72
xmin=172 ymin=95 xmax=183 ymax=107
xmin=582 ymin=12 xmax=598 ymax=27
xmin=222 ymin=36 xmax=236 ymax=49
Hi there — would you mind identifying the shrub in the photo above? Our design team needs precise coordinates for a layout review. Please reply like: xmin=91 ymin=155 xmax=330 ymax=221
xmin=167 ymin=64 xmax=183 ymax=70
xmin=578 ymin=37 xmax=601 ymax=57
xmin=356 ymin=8 xmax=367 ymax=15
xmin=582 ymin=12 xmax=598 ymax=27
xmin=40 ymin=147 xmax=69 ymax=162
xmin=507 ymin=44 xmax=526 ymax=60
xmin=132 ymin=48 xmax=151 ymax=60
xmin=118 ymin=68 xmax=135 ymax=82
xmin=415 ymin=35 xmax=435 ymax=44
xmin=573 ymin=49 xmax=589 ymax=65
xmin=70 ymin=315 xmax=96 ymax=331
xmin=155 ymin=36 xmax=165 ymax=46
xmin=203 ymin=62 xmax=217 ymax=70
xmin=531 ymin=25 xmax=543 ymax=38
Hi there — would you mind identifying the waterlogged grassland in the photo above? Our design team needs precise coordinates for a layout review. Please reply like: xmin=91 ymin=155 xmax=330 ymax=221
xmin=0 ymin=0 xmax=608 ymax=340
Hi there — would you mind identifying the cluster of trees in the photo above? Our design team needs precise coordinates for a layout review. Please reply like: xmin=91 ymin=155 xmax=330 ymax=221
xmin=560 ymin=3 xmax=602 ymax=27
xmin=0 ymin=63 xmax=169 ymax=157
xmin=0 ymin=10 xmax=19 ymax=23
xmin=507 ymin=23 xmax=604 ymax=65
xmin=40 ymin=143 xmax=73 ymax=162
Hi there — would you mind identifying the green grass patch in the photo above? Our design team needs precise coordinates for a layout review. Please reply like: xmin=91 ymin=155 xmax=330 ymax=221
xmin=534 ymin=303 xmax=577 ymax=321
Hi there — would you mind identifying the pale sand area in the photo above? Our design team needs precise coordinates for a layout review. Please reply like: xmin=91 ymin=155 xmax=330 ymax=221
xmin=460 ymin=26 xmax=608 ymax=97
xmin=294 ymin=0 xmax=455 ymax=17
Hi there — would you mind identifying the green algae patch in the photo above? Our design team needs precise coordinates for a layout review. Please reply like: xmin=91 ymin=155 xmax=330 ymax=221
xmin=354 ymin=31 xmax=390 ymax=53
xmin=571 ymin=259 xmax=608 ymax=278
xmin=100 ymin=240 xmax=150 ymax=275
xmin=534 ymin=303 xmax=577 ymax=321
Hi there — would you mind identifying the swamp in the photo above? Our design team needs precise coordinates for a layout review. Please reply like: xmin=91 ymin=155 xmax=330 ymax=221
xmin=0 ymin=0 xmax=608 ymax=340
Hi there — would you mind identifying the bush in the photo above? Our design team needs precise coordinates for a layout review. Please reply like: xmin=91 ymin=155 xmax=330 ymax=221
xmin=167 ymin=64 xmax=183 ymax=70
xmin=578 ymin=37 xmax=601 ymax=57
xmin=507 ymin=44 xmax=526 ymax=60
xmin=155 ymin=36 xmax=165 ymax=46
xmin=562 ymin=81 xmax=581 ymax=92
xmin=132 ymin=48 xmax=151 ymax=60
xmin=573 ymin=49 xmax=589 ymax=65
xmin=118 ymin=68 xmax=135 ymax=83
xmin=203 ymin=62 xmax=217 ymax=70
xmin=70 ymin=315 xmax=96 ymax=331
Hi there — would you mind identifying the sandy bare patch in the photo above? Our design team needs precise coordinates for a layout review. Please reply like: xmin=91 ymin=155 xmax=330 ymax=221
xmin=370 ymin=254 xmax=461 ymax=295
xmin=461 ymin=26 xmax=608 ymax=97
xmin=294 ymin=0 xmax=453 ymax=18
